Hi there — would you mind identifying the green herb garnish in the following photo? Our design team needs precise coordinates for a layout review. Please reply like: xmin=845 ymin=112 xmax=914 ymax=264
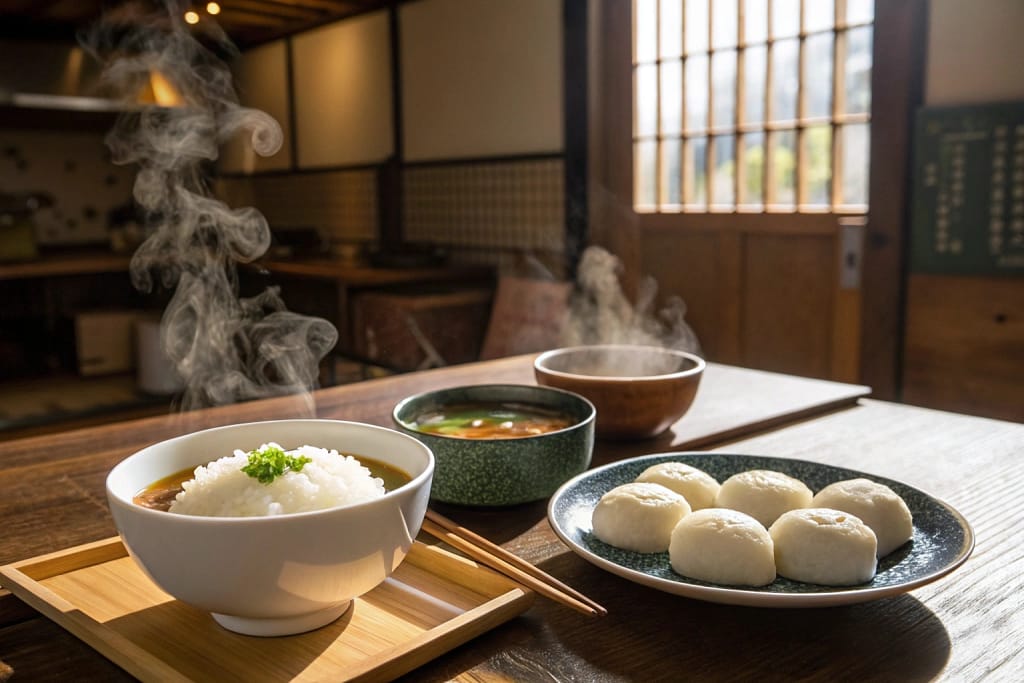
xmin=241 ymin=445 xmax=312 ymax=484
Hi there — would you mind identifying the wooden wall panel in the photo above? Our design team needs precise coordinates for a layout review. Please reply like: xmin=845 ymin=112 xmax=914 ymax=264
xmin=639 ymin=230 xmax=724 ymax=359
xmin=399 ymin=0 xmax=563 ymax=161
xmin=639 ymin=229 xmax=841 ymax=381
xmin=742 ymin=234 xmax=836 ymax=379
xmin=903 ymin=274 xmax=1024 ymax=422
xmin=221 ymin=40 xmax=292 ymax=174
xmin=291 ymin=11 xmax=394 ymax=168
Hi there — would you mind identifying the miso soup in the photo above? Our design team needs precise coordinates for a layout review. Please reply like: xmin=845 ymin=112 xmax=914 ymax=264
xmin=412 ymin=401 xmax=574 ymax=439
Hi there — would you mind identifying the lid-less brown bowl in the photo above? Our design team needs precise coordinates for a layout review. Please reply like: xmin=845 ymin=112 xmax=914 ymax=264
xmin=534 ymin=345 xmax=705 ymax=440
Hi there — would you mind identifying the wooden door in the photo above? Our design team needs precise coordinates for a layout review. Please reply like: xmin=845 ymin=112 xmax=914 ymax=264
xmin=586 ymin=0 xmax=902 ymax=385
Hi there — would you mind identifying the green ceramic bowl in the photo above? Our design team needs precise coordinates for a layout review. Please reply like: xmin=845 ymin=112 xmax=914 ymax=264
xmin=392 ymin=384 xmax=596 ymax=506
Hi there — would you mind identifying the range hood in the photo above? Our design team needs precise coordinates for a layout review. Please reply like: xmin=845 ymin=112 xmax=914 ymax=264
xmin=0 ymin=40 xmax=181 ymax=114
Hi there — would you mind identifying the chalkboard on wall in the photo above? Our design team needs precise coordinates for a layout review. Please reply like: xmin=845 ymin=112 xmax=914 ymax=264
xmin=910 ymin=102 xmax=1024 ymax=274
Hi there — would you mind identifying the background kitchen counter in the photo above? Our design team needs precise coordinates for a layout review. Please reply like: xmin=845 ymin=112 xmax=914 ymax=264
xmin=0 ymin=249 xmax=496 ymax=437
xmin=0 ymin=249 xmax=130 ymax=280
xmin=244 ymin=257 xmax=495 ymax=365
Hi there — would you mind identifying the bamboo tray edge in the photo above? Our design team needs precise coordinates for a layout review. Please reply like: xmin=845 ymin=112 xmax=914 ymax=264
xmin=0 ymin=537 xmax=535 ymax=682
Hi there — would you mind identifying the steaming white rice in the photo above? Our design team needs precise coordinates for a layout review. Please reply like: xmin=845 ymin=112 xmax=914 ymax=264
xmin=169 ymin=443 xmax=385 ymax=517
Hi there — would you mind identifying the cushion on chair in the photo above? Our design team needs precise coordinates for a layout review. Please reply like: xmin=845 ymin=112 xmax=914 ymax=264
xmin=478 ymin=276 xmax=573 ymax=360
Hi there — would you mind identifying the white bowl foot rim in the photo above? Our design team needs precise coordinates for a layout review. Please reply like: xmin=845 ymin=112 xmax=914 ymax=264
xmin=212 ymin=600 xmax=352 ymax=637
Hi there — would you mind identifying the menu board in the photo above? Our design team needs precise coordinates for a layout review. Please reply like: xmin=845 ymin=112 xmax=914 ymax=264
xmin=910 ymin=102 xmax=1024 ymax=274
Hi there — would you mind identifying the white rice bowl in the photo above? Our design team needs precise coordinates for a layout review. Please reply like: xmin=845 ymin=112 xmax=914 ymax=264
xmin=106 ymin=419 xmax=435 ymax=637
xmin=170 ymin=443 xmax=385 ymax=517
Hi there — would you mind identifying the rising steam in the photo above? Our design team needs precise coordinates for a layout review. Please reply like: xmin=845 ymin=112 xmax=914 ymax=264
xmin=562 ymin=246 xmax=702 ymax=354
xmin=84 ymin=2 xmax=337 ymax=411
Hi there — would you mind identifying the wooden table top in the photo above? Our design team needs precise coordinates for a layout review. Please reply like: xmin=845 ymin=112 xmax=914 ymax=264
xmin=0 ymin=355 xmax=1019 ymax=681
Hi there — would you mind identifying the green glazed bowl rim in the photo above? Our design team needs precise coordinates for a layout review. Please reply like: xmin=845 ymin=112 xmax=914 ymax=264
xmin=392 ymin=383 xmax=597 ymax=441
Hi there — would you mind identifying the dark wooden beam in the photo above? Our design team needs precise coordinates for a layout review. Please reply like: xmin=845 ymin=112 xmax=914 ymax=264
xmin=377 ymin=0 xmax=403 ymax=253
xmin=220 ymin=0 xmax=326 ymax=21
xmin=564 ymin=0 xmax=588 ymax=278
xmin=858 ymin=0 xmax=930 ymax=400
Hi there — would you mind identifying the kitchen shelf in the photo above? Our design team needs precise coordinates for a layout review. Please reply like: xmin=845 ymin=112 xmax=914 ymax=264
xmin=0 ymin=372 xmax=171 ymax=438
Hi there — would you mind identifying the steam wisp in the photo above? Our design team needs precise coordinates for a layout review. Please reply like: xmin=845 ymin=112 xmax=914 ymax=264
xmin=85 ymin=3 xmax=337 ymax=412
xmin=562 ymin=246 xmax=701 ymax=376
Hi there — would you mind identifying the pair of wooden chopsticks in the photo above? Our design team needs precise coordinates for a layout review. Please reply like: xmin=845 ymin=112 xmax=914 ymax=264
xmin=421 ymin=509 xmax=607 ymax=618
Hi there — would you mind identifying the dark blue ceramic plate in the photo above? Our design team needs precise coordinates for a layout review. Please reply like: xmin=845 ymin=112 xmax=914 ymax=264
xmin=548 ymin=453 xmax=974 ymax=607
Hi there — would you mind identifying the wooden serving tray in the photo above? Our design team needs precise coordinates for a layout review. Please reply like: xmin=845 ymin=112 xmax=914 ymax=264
xmin=0 ymin=537 xmax=535 ymax=682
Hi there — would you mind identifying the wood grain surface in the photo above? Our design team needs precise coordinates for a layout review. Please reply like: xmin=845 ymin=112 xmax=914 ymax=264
xmin=0 ymin=356 xmax=867 ymax=567
xmin=903 ymin=273 xmax=1024 ymax=422
xmin=708 ymin=399 xmax=1024 ymax=682
xmin=0 ymin=539 xmax=534 ymax=683
xmin=3 ymin=356 xmax=1013 ymax=682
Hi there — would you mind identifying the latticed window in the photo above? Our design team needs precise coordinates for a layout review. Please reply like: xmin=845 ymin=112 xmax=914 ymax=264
xmin=633 ymin=0 xmax=873 ymax=213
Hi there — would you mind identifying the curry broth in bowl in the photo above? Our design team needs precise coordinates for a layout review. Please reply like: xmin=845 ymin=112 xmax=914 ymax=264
xmin=134 ymin=452 xmax=412 ymax=512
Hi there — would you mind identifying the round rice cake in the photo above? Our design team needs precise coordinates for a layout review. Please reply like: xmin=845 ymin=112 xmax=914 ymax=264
xmin=635 ymin=461 xmax=720 ymax=510
xmin=811 ymin=478 xmax=913 ymax=557
xmin=669 ymin=508 xmax=776 ymax=586
xmin=714 ymin=469 xmax=813 ymax=527
xmin=591 ymin=482 xmax=691 ymax=553
xmin=769 ymin=508 xmax=878 ymax=586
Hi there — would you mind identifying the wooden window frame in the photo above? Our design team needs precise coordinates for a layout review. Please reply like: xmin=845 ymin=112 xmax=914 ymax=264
xmin=631 ymin=0 xmax=872 ymax=215
xmin=589 ymin=0 xmax=928 ymax=397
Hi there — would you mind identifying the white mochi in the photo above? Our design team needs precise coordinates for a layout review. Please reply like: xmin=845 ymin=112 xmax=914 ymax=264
xmin=714 ymin=469 xmax=813 ymax=527
xmin=811 ymin=478 xmax=914 ymax=557
xmin=635 ymin=462 xmax=721 ymax=510
xmin=669 ymin=508 xmax=776 ymax=586
xmin=591 ymin=482 xmax=691 ymax=553
xmin=769 ymin=508 xmax=878 ymax=586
